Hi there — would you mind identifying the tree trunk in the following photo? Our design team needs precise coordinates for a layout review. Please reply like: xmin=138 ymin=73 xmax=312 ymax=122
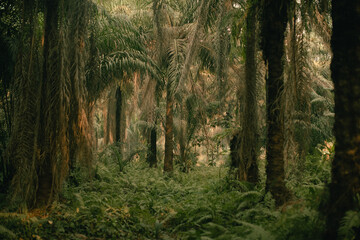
xmin=164 ymin=87 xmax=174 ymax=172
xmin=105 ymin=87 xmax=117 ymax=144
xmin=325 ymin=0 xmax=360 ymax=238
xmin=115 ymin=85 xmax=122 ymax=143
xmin=6 ymin=1 xmax=40 ymax=207
xmin=230 ymin=132 xmax=240 ymax=179
xmin=261 ymin=0 xmax=290 ymax=207
xmin=238 ymin=2 xmax=259 ymax=183
xmin=68 ymin=0 xmax=91 ymax=171
xmin=148 ymin=125 xmax=157 ymax=167
xmin=37 ymin=0 xmax=71 ymax=207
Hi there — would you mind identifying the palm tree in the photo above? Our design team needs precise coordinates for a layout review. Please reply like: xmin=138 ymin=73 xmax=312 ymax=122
xmin=7 ymin=0 xmax=159 ymax=209
xmin=68 ymin=0 xmax=93 ymax=171
xmin=154 ymin=0 xmax=212 ymax=172
xmin=7 ymin=0 xmax=42 ymax=207
xmin=93 ymin=4 xmax=160 ymax=151
xmin=237 ymin=0 xmax=259 ymax=183
xmin=260 ymin=0 xmax=290 ymax=206
xmin=283 ymin=0 xmax=333 ymax=181
xmin=325 ymin=0 xmax=360 ymax=238
xmin=283 ymin=1 xmax=312 ymax=178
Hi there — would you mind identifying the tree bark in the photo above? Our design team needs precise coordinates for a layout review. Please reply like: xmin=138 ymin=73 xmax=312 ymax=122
xmin=325 ymin=0 xmax=360 ymax=238
xmin=261 ymin=0 xmax=290 ymax=206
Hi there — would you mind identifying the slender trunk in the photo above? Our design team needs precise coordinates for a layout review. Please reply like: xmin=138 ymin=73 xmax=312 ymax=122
xmin=325 ymin=0 xmax=360 ymax=238
xmin=164 ymin=87 xmax=174 ymax=172
xmin=105 ymin=87 xmax=117 ymax=145
xmin=230 ymin=132 xmax=240 ymax=179
xmin=145 ymin=78 xmax=158 ymax=168
xmin=120 ymin=90 xmax=126 ymax=152
xmin=148 ymin=124 xmax=157 ymax=167
xmin=261 ymin=0 xmax=290 ymax=206
xmin=115 ymin=85 xmax=122 ymax=143
xmin=238 ymin=2 xmax=259 ymax=183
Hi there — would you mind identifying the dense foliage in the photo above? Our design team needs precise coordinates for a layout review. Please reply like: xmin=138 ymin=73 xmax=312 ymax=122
xmin=0 ymin=0 xmax=359 ymax=239
xmin=2 ymin=145 xmax=353 ymax=239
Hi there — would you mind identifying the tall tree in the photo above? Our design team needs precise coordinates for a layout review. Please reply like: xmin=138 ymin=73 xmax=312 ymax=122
xmin=238 ymin=1 xmax=259 ymax=183
xmin=163 ymin=0 xmax=211 ymax=172
xmin=283 ymin=2 xmax=312 ymax=179
xmin=325 ymin=0 xmax=360 ymax=238
xmin=164 ymin=84 xmax=174 ymax=172
xmin=36 ymin=0 xmax=68 ymax=206
xmin=7 ymin=0 xmax=42 ymax=207
xmin=152 ymin=0 xmax=174 ymax=172
xmin=261 ymin=0 xmax=290 ymax=206
xmin=68 ymin=0 xmax=93 ymax=171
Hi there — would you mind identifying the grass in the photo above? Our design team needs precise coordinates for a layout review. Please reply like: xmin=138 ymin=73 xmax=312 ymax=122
xmin=0 ymin=147 xmax=335 ymax=239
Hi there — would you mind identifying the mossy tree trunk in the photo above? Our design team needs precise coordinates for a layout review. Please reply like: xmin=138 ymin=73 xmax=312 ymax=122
xmin=325 ymin=0 xmax=360 ymax=238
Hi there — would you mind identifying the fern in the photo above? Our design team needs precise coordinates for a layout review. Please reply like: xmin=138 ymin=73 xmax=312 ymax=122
xmin=339 ymin=210 xmax=360 ymax=239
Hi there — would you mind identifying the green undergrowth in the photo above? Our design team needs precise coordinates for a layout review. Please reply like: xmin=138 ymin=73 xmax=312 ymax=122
xmin=0 ymin=150 xmax=332 ymax=239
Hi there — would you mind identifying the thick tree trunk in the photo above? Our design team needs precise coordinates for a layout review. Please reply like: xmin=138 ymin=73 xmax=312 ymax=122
xmin=164 ymin=88 xmax=174 ymax=172
xmin=261 ymin=0 xmax=290 ymax=206
xmin=36 ymin=0 xmax=69 ymax=206
xmin=325 ymin=0 xmax=360 ymax=238
xmin=238 ymin=3 xmax=259 ymax=183
xmin=68 ymin=0 xmax=91 ymax=171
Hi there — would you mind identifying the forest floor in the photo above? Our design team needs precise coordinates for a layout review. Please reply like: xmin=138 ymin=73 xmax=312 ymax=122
xmin=0 ymin=149 xmax=330 ymax=240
